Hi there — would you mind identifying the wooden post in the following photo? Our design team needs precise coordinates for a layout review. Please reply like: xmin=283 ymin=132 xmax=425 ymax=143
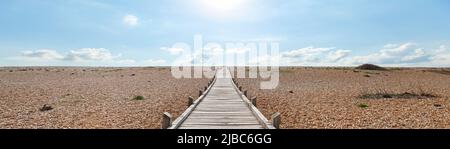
xmin=251 ymin=96 xmax=257 ymax=107
xmin=199 ymin=90 xmax=203 ymax=96
xmin=243 ymin=90 xmax=248 ymax=97
xmin=161 ymin=112 xmax=172 ymax=129
xmin=188 ymin=96 xmax=194 ymax=107
xmin=271 ymin=112 xmax=281 ymax=129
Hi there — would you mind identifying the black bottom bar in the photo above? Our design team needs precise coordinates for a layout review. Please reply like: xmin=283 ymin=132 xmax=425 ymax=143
xmin=1 ymin=129 xmax=449 ymax=147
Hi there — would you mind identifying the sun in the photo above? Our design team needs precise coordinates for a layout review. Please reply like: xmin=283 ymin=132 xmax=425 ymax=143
xmin=198 ymin=0 xmax=245 ymax=15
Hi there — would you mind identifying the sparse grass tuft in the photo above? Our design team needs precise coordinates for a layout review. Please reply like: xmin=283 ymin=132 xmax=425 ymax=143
xmin=133 ymin=95 xmax=145 ymax=100
xmin=358 ymin=103 xmax=369 ymax=108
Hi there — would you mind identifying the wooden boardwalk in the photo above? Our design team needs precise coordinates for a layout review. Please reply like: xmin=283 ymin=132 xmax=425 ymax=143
xmin=167 ymin=67 xmax=276 ymax=129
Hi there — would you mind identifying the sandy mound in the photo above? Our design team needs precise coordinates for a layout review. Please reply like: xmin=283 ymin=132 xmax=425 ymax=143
xmin=355 ymin=64 xmax=386 ymax=70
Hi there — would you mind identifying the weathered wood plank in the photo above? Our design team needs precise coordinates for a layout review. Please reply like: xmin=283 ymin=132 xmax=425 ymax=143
xmin=182 ymin=122 xmax=262 ymax=125
xmin=184 ymin=120 xmax=260 ymax=124
xmin=188 ymin=114 xmax=255 ymax=117
xmin=173 ymin=67 xmax=275 ymax=129
xmin=179 ymin=125 xmax=263 ymax=129
xmin=185 ymin=116 xmax=256 ymax=119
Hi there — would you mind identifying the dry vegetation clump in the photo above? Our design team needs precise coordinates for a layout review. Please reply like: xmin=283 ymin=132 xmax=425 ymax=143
xmin=0 ymin=67 xmax=210 ymax=128
xmin=427 ymin=68 xmax=450 ymax=75
xmin=39 ymin=104 xmax=53 ymax=112
xmin=359 ymin=88 xmax=438 ymax=99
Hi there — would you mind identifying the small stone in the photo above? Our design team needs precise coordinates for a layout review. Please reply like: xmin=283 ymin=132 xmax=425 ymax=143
xmin=40 ymin=104 xmax=53 ymax=112
xmin=434 ymin=104 xmax=443 ymax=109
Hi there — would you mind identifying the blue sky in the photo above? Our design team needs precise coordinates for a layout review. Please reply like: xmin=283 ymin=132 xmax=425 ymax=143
xmin=1 ymin=0 xmax=450 ymax=66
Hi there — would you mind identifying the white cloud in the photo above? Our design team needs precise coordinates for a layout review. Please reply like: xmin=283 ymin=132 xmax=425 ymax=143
xmin=280 ymin=47 xmax=351 ymax=65
xmin=117 ymin=59 xmax=136 ymax=64
xmin=275 ymin=44 xmax=450 ymax=67
xmin=226 ymin=48 xmax=250 ymax=54
xmin=123 ymin=14 xmax=139 ymax=26
xmin=17 ymin=48 xmax=171 ymax=66
xmin=161 ymin=47 xmax=185 ymax=55
xmin=347 ymin=43 xmax=430 ymax=65
xmin=163 ymin=43 xmax=450 ymax=67
xmin=167 ymin=46 xmax=253 ymax=66
xmin=429 ymin=45 xmax=450 ymax=66
xmin=65 ymin=48 xmax=119 ymax=61
xmin=401 ymin=48 xmax=426 ymax=62
xmin=435 ymin=45 xmax=448 ymax=53
xmin=21 ymin=48 xmax=121 ymax=62
xmin=202 ymin=46 xmax=224 ymax=56
xmin=143 ymin=59 xmax=166 ymax=65
xmin=282 ymin=47 xmax=331 ymax=59
xmin=248 ymin=54 xmax=282 ymax=66
xmin=21 ymin=49 xmax=65 ymax=60
xmin=326 ymin=50 xmax=351 ymax=62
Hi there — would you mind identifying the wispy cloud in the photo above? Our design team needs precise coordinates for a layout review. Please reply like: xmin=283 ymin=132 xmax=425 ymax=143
xmin=18 ymin=48 xmax=169 ymax=66
xmin=123 ymin=14 xmax=139 ymax=26
xmin=428 ymin=45 xmax=450 ymax=67
xmin=248 ymin=43 xmax=450 ymax=67
xmin=21 ymin=49 xmax=65 ymax=61
xmin=161 ymin=47 xmax=185 ymax=55
xmin=281 ymin=47 xmax=350 ymax=65
xmin=347 ymin=43 xmax=430 ymax=65
xmin=21 ymin=48 xmax=120 ymax=62
xmin=327 ymin=50 xmax=351 ymax=62
xmin=282 ymin=47 xmax=332 ymax=59
xmin=65 ymin=48 xmax=120 ymax=61
xmin=116 ymin=59 xmax=136 ymax=65
xmin=143 ymin=59 xmax=166 ymax=65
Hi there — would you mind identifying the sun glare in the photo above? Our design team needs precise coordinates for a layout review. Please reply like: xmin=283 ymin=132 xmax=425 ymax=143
xmin=198 ymin=0 xmax=245 ymax=16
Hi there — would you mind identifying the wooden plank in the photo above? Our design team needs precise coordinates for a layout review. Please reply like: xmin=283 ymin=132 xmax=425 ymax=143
xmin=184 ymin=119 xmax=260 ymax=124
xmin=195 ymin=108 xmax=250 ymax=110
xmin=168 ymin=71 xmax=217 ymax=129
xmin=188 ymin=114 xmax=255 ymax=117
xmin=184 ymin=117 xmax=259 ymax=124
xmin=172 ymin=67 xmax=274 ymax=129
xmin=179 ymin=125 xmax=263 ymax=129
xmin=185 ymin=116 xmax=256 ymax=119
xmin=181 ymin=123 xmax=262 ymax=126
xmin=193 ymin=111 xmax=250 ymax=115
